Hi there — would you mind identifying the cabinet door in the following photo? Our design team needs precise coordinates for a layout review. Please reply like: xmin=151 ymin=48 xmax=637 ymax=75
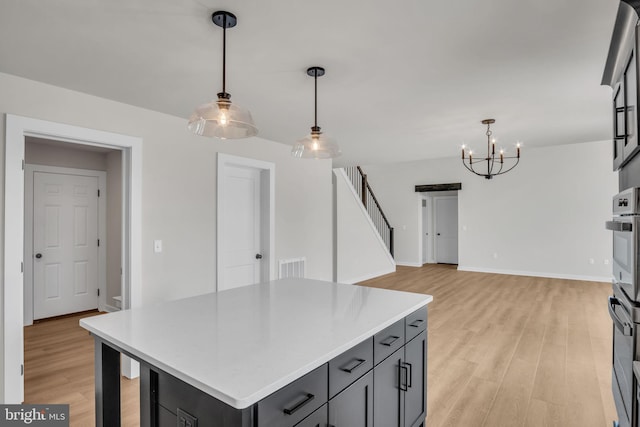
xmin=624 ymin=48 xmax=639 ymax=161
xmin=373 ymin=347 xmax=404 ymax=427
xmin=328 ymin=371 xmax=373 ymax=427
xmin=614 ymin=81 xmax=626 ymax=170
xmin=404 ymin=331 xmax=427 ymax=427
xmin=296 ymin=404 xmax=328 ymax=427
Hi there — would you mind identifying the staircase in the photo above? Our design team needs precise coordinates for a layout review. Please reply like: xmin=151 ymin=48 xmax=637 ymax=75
xmin=343 ymin=166 xmax=394 ymax=257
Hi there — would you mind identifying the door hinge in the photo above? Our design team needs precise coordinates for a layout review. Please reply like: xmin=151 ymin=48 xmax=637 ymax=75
xmin=97 ymin=289 xmax=100 ymax=297
xmin=97 ymin=239 xmax=100 ymax=247
xmin=21 ymin=160 xmax=24 ymax=171
xmin=97 ymin=189 xmax=100 ymax=197
xmin=21 ymin=262 xmax=23 ymax=273
xmin=21 ymin=364 xmax=24 ymax=376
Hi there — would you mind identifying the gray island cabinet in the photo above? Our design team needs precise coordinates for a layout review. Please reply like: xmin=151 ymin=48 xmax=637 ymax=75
xmin=80 ymin=278 xmax=433 ymax=427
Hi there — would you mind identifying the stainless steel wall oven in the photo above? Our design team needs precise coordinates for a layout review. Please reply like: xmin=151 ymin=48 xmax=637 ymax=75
xmin=607 ymin=188 xmax=640 ymax=302
xmin=608 ymin=188 xmax=640 ymax=427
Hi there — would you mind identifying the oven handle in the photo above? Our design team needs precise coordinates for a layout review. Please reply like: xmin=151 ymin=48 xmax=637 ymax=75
xmin=609 ymin=296 xmax=633 ymax=336
xmin=606 ymin=221 xmax=633 ymax=232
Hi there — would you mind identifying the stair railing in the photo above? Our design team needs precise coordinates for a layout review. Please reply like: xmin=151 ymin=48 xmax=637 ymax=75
xmin=344 ymin=166 xmax=394 ymax=257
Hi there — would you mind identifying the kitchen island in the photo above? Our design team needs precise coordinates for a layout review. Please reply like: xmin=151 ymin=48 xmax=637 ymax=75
xmin=80 ymin=278 xmax=433 ymax=427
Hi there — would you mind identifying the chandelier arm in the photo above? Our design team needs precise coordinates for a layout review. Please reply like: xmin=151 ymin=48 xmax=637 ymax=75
xmin=488 ymin=154 xmax=497 ymax=176
xmin=462 ymin=159 xmax=486 ymax=177
xmin=494 ymin=157 xmax=520 ymax=175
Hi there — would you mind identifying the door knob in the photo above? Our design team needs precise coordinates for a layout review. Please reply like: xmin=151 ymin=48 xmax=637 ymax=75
xmin=255 ymin=254 xmax=263 ymax=260
xmin=437 ymin=233 xmax=441 ymax=236
xmin=35 ymin=253 xmax=42 ymax=259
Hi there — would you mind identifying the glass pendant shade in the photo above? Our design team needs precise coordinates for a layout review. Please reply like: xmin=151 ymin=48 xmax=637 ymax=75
xmin=188 ymin=96 xmax=258 ymax=139
xmin=292 ymin=131 xmax=341 ymax=159
xmin=293 ymin=66 xmax=341 ymax=159
xmin=188 ymin=11 xmax=258 ymax=139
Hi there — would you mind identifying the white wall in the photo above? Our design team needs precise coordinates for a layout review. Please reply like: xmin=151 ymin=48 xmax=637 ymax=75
xmin=25 ymin=137 xmax=108 ymax=171
xmin=0 ymin=72 xmax=334 ymax=398
xmin=363 ymin=140 xmax=617 ymax=281
xmin=334 ymin=169 xmax=395 ymax=284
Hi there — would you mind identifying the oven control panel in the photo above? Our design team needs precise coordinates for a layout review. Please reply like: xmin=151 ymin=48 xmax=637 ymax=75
xmin=614 ymin=187 xmax=640 ymax=216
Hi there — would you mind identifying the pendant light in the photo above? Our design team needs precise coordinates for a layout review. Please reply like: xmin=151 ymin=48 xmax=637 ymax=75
xmin=292 ymin=67 xmax=341 ymax=159
xmin=188 ymin=11 xmax=258 ymax=139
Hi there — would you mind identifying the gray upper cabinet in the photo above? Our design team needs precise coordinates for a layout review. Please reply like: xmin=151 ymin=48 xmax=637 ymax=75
xmin=623 ymin=48 xmax=639 ymax=163
xmin=607 ymin=6 xmax=640 ymax=171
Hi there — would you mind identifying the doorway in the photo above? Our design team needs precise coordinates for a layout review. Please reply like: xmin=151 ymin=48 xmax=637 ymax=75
xmin=419 ymin=191 xmax=459 ymax=266
xmin=217 ymin=153 xmax=275 ymax=291
xmin=434 ymin=196 xmax=458 ymax=264
xmin=3 ymin=115 xmax=142 ymax=404
xmin=25 ymin=165 xmax=106 ymax=321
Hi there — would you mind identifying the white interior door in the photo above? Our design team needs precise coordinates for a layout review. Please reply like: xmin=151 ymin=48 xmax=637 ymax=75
xmin=219 ymin=164 xmax=262 ymax=291
xmin=435 ymin=196 xmax=458 ymax=264
xmin=33 ymin=172 xmax=99 ymax=319
xmin=422 ymin=199 xmax=430 ymax=264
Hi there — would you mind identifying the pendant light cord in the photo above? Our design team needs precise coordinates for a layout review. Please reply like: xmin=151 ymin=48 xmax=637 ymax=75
xmin=314 ymin=73 xmax=318 ymax=128
xmin=222 ymin=16 xmax=227 ymax=95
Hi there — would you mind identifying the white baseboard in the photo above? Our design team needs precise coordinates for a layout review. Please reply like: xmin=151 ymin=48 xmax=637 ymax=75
xmin=103 ymin=304 xmax=121 ymax=313
xmin=341 ymin=267 xmax=397 ymax=285
xmin=456 ymin=265 xmax=611 ymax=283
xmin=395 ymin=261 xmax=422 ymax=268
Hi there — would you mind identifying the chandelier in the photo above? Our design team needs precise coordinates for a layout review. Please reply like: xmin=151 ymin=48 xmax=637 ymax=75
xmin=461 ymin=119 xmax=520 ymax=179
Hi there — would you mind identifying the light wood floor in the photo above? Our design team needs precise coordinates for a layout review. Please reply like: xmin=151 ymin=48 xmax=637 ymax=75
xmin=24 ymin=265 xmax=615 ymax=427
xmin=361 ymin=265 xmax=616 ymax=427
xmin=24 ymin=310 xmax=139 ymax=427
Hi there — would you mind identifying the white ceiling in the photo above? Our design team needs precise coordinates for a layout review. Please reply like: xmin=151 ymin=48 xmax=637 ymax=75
xmin=0 ymin=0 xmax=620 ymax=167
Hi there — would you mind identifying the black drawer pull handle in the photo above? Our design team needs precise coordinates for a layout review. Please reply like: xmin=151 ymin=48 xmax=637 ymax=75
xmin=381 ymin=335 xmax=400 ymax=347
xmin=283 ymin=393 xmax=315 ymax=415
xmin=409 ymin=319 xmax=424 ymax=328
xmin=340 ymin=358 xmax=366 ymax=374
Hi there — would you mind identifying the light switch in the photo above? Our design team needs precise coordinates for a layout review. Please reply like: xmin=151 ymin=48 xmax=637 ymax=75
xmin=153 ymin=240 xmax=162 ymax=253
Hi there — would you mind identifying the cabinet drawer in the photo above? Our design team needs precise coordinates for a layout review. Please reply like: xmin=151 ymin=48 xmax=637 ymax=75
xmin=374 ymin=319 xmax=405 ymax=365
xmin=257 ymin=364 xmax=328 ymax=427
xmin=329 ymin=338 xmax=373 ymax=398
xmin=405 ymin=307 xmax=427 ymax=342
xmin=295 ymin=403 xmax=327 ymax=427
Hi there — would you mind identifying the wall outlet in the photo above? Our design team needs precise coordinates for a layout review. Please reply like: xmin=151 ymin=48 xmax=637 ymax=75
xmin=153 ymin=240 xmax=162 ymax=253
xmin=604 ymin=259 xmax=610 ymax=265
xmin=493 ymin=253 xmax=498 ymax=259
xmin=589 ymin=258 xmax=595 ymax=265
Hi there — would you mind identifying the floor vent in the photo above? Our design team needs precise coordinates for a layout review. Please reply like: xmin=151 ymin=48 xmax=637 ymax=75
xmin=279 ymin=257 xmax=306 ymax=279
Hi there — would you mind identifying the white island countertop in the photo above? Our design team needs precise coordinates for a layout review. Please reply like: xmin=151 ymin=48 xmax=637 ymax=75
xmin=80 ymin=278 xmax=433 ymax=409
